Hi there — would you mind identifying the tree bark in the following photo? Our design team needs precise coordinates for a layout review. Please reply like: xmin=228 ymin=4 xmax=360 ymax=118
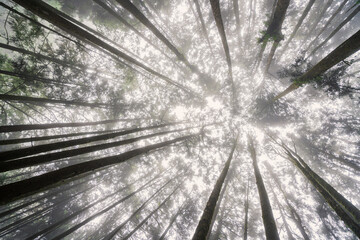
xmin=191 ymin=138 xmax=237 ymax=240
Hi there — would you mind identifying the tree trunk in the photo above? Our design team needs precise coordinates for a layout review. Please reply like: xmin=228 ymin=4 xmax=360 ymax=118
xmin=304 ymin=0 xmax=348 ymax=54
xmin=12 ymin=0 xmax=194 ymax=95
xmin=265 ymin=40 xmax=279 ymax=73
xmin=307 ymin=5 xmax=360 ymax=58
xmin=192 ymin=0 xmax=214 ymax=56
xmin=0 ymin=133 xmax=196 ymax=205
xmin=259 ymin=0 xmax=290 ymax=42
xmin=281 ymin=144 xmax=360 ymax=237
xmin=0 ymin=122 xmax=179 ymax=161
xmin=0 ymin=69 xmax=86 ymax=87
xmin=274 ymin=28 xmax=360 ymax=101
xmin=0 ymin=128 xmax=190 ymax=172
xmin=102 ymin=172 xmax=183 ymax=240
xmin=0 ymin=129 xmax=119 ymax=145
xmin=0 ymin=94 xmax=113 ymax=109
xmin=191 ymin=138 xmax=237 ymax=240
xmin=303 ymin=0 xmax=334 ymax=44
xmin=122 ymin=184 xmax=181 ymax=240
xmin=26 ymin=169 xmax=159 ymax=240
xmin=0 ymin=118 xmax=145 ymax=133
xmin=115 ymin=0 xmax=214 ymax=90
xmin=243 ymin=178 xmax=250 ymax=240
xmin=279 ymin=0 xmax=316 ymax=57
xmin=248 ymin=138 xmax=280 ymax=240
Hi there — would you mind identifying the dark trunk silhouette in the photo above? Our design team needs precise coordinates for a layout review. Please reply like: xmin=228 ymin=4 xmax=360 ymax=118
xmin=191 ymin=138 xmax=237 ymax=239
xmin=274 ymin=28 xmax=360 ymax=100
xmin=248 ymin=138 xmax=280 ymax=240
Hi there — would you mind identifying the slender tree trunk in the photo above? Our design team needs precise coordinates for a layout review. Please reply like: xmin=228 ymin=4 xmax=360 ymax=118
xmin=0 ymin=2 xmax=82 ymax=47
xmin=280 ymin=143 xmax=360 ymax=237
xmin=115 ymin=0 xmax=214 ymax=90
xmin=0 ymin=128 xmax=190 ymax=172
xmin=0 ymin=122 xmax=179 ymax=161
xmin=0 ymin=118 xmax=145 ymax=133
xmin=265 ymin=40 xmax=279 ymax=73
xmin=248 ymin=138 xmax=280 ymax=240
xmin=159 ymin=200 xmax=189 ymax=240
xmin=102 ymin=172 xmax=183 ymax=240
xmin=0 ymin=94 xmax=113 ymax=109
xmin=0 ymin=128 xmax=119 ymax=145
xmin=307 ymin=5 xmax=360 ymax=58
xmin=274 ymin=28 xmax=360 ymax=101
xmin=0 ymin=133 xmax=197 ymax=205
xmin=191 ymin=138 xmax=237 ymax=240
xmin=0 ymin=70 xmax=86 ymax=87
xmin=12 ymin=0 xmax=194 ymax=95
xmin=232 ymin=0 xmax=241 ymax=48
xmin=192 ymin=0 xmax=214 ymax=56
xmin=243 ymin=178 xmax=250 ymax=240
xmin=263 ymin=161 xmax=310 ymax=240
xmin=303 ymin=0 xmax=334 ymax=44
xmin=304 ymin=0 xmax=349 ymax=54
xmin=122 ymin=184 xmax=182 ymax=240
xmin=279 ymin=0 xmax=316 ymax=57
xmin=26 ymin=169 xmax=159 ymax=240
xmin=0 ymin=43 xmax=87 ymax=71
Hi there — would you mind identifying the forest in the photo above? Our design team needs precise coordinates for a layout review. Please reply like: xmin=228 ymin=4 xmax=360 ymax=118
xmin=0 ymin=0 xmax=359 ymax=239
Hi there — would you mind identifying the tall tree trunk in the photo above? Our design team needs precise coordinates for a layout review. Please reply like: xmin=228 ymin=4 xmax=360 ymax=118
xmin=0 ymin=2 xmax=82 ymax=47
xmin=26 ymin=169 xmax=160 ymax=239
xmin=264 ymin=161 xmax=310 ymax=240
xmin=248 ymin=138 xmax=280 ymax=240
xmin=232 ymin=0 xmax=242 ymax=49
xmin=0 ymin=128 xmax=119 ymax=145
xmin=307 ymin=5 xmax=360 ymax=58
xmin=12 ymin=0 xmax=194 ymax=95
xmin=191 ymin=138 xmax=237 ymax=240
xmin=122 ymin=184 xmax=182 ymax=240
xmin=279 ymin=0 xmax=316 ymax=57
xmin=0 ymin=94 xmax=113 ymax=109
xmin=115 ymin=0 xmax=214 ymax=90
xmin=274 ymin=28 xmax=360 ymax=101
xmin=159 ymin=200 xmax=189 ymax=240
xmin=191 ymin=0 xmax=214 ymax=56
xmin=0 ymin=122 xmax=179 ymax=161
xmin=0 ymin=70 xmax=86 ymax=87
xmin=102 ymin=172 xmax=184 ymax=240
xmin=0 ymin=133 xmax=197 ymax=205
xmin=303 ymin=0 xmax=334 ymax=44
xmin=0 ymin=128 xmax=190 ymax=172
xmin=280 ymin=143 xmax=360 ymax=237
xmin=265 ymin=40 xmax=279 ymax=73
xmin=0 ymin=43 xmax=87 ymax=71
xmin=259 ymin=0 xmax=290 ymax=43
xmin=304 ymin=0 xmax=349 ymax=54
xmin=243 ymin=178 xmax=250 ymax=240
